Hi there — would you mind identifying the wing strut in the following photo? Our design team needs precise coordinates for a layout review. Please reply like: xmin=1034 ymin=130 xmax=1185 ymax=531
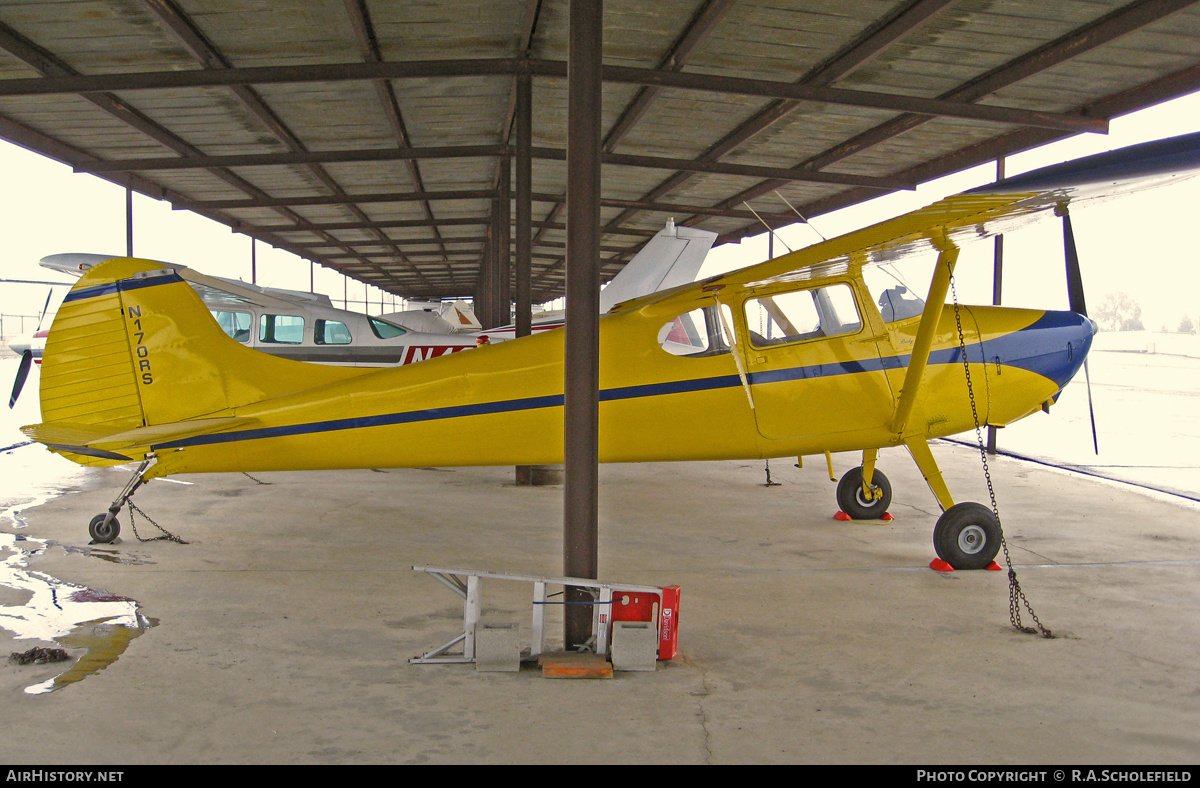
xmin=891 ymin=231 xmax=960 ymax=438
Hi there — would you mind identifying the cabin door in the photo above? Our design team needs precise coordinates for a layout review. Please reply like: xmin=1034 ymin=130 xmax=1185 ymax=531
xmin=739 ymin=282 xmax=895 ymax=441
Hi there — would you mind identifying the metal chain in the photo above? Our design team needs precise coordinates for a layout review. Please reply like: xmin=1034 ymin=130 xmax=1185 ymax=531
xmin=128 ymin=501 xmax=189 ymax=544
xmin=948 ymin=270 xmax=1052 ymax=639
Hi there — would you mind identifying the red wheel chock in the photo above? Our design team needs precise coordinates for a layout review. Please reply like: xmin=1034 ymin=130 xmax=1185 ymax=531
xmin=929 ymin=559 xmax=1003 ymax=572
xmin=834 ymin=511 xmax=894 ymax=522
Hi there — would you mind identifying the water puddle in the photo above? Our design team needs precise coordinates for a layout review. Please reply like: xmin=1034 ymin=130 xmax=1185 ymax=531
xmin=1 ymin=532 xmax=154 ymax=694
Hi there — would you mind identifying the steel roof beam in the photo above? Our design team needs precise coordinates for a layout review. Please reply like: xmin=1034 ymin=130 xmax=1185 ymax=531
xmin=77 ymin=145 xmax=511 ymax=172
xmin=709 ymin=0 xmax=1200 ymax=241
xmin=80 ymin=143 xmax=912 ymax=190
xmin=177 ymin=187 xmax=802 ymax=222
xmin=343 ymin=0 xmax=453 ymax=268
xmin=724 ymin=61 xmax=1200 ymax=247
xmin=0 ymin=59 xmax=1104 ymax=133
xmin=595 ymin=0 xmax=967 ymax=249
xmin=142 ymin=0 xmax=437 ymax=289
xmin=0 ymin=17 xmax=391 ymax=283
xmin=253 ymin=217 xmax=659 ymax=237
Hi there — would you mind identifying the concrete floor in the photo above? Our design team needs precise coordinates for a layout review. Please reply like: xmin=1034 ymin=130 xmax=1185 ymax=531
xmin=1 ymin=442 xmax=1198 ymax=765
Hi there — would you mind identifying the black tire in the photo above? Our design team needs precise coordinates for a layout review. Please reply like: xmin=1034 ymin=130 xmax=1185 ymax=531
xmin=835 ymin=467 xmax=892 ymax=520
xmin=933 ymin=503 xmax=1001 ymax=570
xmin=88 ymin=513 xmax=120 ymax=544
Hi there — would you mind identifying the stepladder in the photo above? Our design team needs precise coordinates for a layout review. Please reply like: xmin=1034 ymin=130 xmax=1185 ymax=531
xmin=409 ymin=565 xmax=680 ymax=666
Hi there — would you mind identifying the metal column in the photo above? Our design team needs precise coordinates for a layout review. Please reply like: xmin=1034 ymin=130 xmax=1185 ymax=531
xmin=987 ymin=157 xmax=1005 ymax=455
xmin=563 ymin=0 xmax=602 ymax=650
xmin=514 ymin=69 xmax=533 ymax=341
xmin=497 ymin=157 xmax=512 ymax=322
xmin=514 ymin=67 xmax=535 ymax=486
xmin=125 ymin=186 xmax=134 ymax=257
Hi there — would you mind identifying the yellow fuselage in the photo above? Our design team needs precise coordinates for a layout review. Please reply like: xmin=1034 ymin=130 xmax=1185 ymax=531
xmin=45 ymin=264 xmax=1084 ymax=479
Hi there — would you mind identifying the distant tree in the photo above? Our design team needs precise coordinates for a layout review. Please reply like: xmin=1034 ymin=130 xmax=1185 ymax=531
xmin=1094 ymin=292 xmax=1144 ymax=332
xmin=1180 ymin=314 xmax=1196 ymax=334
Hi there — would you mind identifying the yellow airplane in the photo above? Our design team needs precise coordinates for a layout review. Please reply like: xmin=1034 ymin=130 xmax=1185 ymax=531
xmin=20 ymin=132 xmax=1200 ymax=569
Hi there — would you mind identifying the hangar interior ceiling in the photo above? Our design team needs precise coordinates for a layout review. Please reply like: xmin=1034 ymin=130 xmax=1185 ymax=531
xmin=0 ymin=0 xmax=1198 ymax=310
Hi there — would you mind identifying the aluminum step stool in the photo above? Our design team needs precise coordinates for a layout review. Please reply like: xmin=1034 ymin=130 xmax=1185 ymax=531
xmin=409 ymin=565 xmax=679 ymax=667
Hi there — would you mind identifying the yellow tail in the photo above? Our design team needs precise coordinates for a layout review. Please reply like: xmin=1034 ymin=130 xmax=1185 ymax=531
xmin=26 ymin=257 xmax=366 ymax=465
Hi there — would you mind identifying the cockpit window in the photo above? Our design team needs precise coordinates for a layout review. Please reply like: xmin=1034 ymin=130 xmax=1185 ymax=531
xmin=658 ymin=305 xmax=732 ymax=357
xmin=744 ymin=283 xmax=861 ymax=347
xmin=864 ymin=266 xmax=926 ymax=323
xmin=259 ymin=314 xmax=305 ymax=344
xmin=368 ymin=316 xmax=407 ymax=339
xmin=315 ymin=319 xmax=352 ymax=345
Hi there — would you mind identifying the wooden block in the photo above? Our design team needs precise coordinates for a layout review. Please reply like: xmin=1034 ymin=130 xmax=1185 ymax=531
xmin=537 ymin=651 xmax=613 ymax=679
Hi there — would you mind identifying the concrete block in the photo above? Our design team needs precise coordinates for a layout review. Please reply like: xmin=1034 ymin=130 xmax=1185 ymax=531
xmin=474 ymin=622 xmax=520 ymax=672
xmin=610 ymin=620 xmax=658 ymax=672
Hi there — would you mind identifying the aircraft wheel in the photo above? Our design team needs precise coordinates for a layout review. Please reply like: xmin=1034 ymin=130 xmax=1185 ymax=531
xmin=835 ymin=467 xmax=891 ymax=520
xmin=88 ymin=513 xmax=120 ymax=544
xmin=933 ymin=503 xmax=1000 ymax=570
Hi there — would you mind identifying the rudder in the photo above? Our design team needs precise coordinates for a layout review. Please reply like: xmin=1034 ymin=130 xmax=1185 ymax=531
xmin=37 ymin=257 xmax=368 ymax=443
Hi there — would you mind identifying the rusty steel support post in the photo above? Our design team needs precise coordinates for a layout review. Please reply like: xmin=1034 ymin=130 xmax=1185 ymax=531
xmin=498 ymin=156 xmax=512 ymax=322
xmin=515 ymin=70 xmax=533 ymax=340
xmin=563 ymin=0 xmax=602 ymax=650
xmin=480 ymin=217 xmax=497 ymax=329
xmin=125 ymin=186 xmax=134 ymax=257
xmin=988 ymin=157 xmax=1004 ymax=455
xmin=515 ymin=67 xmax=535 ymax=487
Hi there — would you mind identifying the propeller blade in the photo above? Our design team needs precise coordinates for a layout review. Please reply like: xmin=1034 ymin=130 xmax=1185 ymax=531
xmin=9 ymin=349 xmax=32 ymax=409
xmin=1061 ymin=207 xmax=1098 ymax=453
xmin=1083 ymin=358 xmax=1098 ymax=455
xmin=36 ymin=289 xmax=53 ymax=330
xmin=1061 ymin=209 xmax=1087 ymax=316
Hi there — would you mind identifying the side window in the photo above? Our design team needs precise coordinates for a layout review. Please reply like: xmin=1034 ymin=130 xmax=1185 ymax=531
xmin=210 ymin=310 xmax=251 ymax=343
xmin=369 ymin=316 xmax=407 ymax=339
xmin=259 ymin=314 xmax=305 ymax=344
xmin=315 ymin=319 xmax=352 ymax=345
xmin=864 ymin=266 xmax=926 ymax=323
xmin=744 ymin=283 xmax=862 ymax=347
xmin=658 ymin=305 xmax=731 ymax=357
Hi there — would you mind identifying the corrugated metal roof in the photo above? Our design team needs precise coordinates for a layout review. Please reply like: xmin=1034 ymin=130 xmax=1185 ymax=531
xmin=0 ymin=0 xmax=1198 ymax=303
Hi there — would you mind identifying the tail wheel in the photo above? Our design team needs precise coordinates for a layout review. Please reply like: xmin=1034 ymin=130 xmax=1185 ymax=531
xmin=88 ymin=513 xmax=120 ymax=544
xmin=933 ymin=503 xmax=1001 ymax=570
xmin=835 ymin=467 xmax=891 ymax=520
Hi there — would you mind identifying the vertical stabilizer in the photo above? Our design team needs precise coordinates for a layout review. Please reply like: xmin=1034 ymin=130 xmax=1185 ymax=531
xmin=37 ymin=258 xmax=368 ymax=437
xmin=599 ymin=220 xmax=716 ymax=313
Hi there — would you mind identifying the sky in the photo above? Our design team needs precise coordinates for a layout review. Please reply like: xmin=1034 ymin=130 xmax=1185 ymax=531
xmin=2 ymin=89 xmax=1200 ymax=332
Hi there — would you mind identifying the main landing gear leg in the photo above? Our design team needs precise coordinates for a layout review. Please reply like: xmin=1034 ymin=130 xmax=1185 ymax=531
xmin=904 ymin=438 xmax=1000 ymax=570
xmin=88 ymin=456 xmax=154 ymax=544
xmin=835 ymin=448 xmax=892 ymax=520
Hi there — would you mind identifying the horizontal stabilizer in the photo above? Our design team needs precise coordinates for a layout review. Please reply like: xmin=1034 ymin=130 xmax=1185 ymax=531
xmin=23 ymin=416 xmax=259 ymax=458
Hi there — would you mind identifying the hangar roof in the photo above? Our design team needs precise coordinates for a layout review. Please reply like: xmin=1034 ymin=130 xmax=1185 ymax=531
xmin=1 ymin=0 xmax=1198 ymax=302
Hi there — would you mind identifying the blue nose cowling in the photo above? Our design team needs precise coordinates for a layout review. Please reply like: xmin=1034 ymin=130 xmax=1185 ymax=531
xmin=987 ymin=311 xmax=1096 ymax=392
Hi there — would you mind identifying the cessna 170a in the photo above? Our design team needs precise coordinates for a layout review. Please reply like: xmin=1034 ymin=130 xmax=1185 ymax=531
xmin=19 ymin=132 xmax=1200 ymax=569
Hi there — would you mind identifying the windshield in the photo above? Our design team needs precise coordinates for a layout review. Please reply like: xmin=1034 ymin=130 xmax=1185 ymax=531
xmin=369 ymin=316 xmax=408 ymax=339
xmin=863 ymin=266 xmax=926 ymax=323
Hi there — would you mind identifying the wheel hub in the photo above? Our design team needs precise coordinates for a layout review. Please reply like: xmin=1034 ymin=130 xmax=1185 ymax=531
xmin=958 ymin=524 xmax=987 ymax=555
